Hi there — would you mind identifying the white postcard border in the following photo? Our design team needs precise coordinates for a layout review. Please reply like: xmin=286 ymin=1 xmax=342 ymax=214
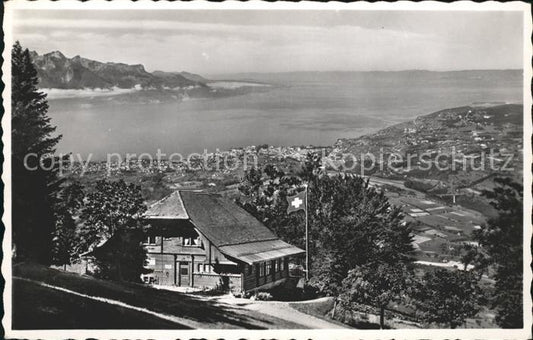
xmin=2 ymin=1 xmax=531 ymax=339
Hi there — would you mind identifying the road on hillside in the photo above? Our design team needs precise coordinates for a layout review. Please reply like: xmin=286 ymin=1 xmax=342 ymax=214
xmin=205 ymin=295 xmax=347 ymax=329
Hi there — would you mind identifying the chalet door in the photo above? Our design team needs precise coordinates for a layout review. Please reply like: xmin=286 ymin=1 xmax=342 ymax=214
xmin=179 ymin=262 xmax=190 ymax=286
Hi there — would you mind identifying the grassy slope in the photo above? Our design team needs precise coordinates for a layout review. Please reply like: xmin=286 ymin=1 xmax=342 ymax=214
xmin=12 ymin=263 xmax=304 ymax=329
xmin=13 ymin=279 xmax=187 ymax=329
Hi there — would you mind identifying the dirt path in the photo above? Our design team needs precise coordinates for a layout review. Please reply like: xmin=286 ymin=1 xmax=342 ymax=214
xmin=208 ymin=295 xmax=347 ymax=329
xmin=245 ymin=301 xmax=346 ymax=328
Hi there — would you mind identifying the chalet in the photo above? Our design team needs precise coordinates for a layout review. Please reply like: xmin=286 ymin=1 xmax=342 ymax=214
xmin=141 ymin=190 xmax=304 ymax=294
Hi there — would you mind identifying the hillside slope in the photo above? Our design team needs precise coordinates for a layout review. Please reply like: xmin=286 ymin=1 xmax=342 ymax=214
xmin=153 ymin=70 xmax=210 ymax=84
xmin=331 ymin=104 xmax=523 ymax=212
xmin=13 ymin=278 xmax=186 ymax=329
xmin=334 ymin=104 xmax=522 ymax=157
xmin=30 ymin=50 xmax=206 ymax=89
xmin=11 ymin=263 xmax=309 ymax=329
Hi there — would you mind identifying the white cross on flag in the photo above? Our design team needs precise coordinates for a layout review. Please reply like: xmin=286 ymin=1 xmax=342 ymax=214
xmin=287 ymin=190 xmax=307 ymax=214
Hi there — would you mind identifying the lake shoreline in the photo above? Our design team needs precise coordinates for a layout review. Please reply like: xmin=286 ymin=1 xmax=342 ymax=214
xmin=44 ymin=70 xmax=523 ymax=158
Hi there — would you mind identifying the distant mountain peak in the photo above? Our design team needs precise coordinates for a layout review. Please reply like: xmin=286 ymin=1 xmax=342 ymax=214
xmin=29 ymin=49 xmax=206 ymax=90
xmin=44 ymin=50 xmax=66 ymax=60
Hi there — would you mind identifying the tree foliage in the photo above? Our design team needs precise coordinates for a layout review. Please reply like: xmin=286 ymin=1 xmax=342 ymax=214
xmin=238 ymin=153 xmax=414 ymax=297
xmin=12 ymin=41 xmax=61 ymax=158
xmin=308 ymin=174 xmax=413 ymax=296
xmin=475 ymin=177 xmax=523 ymax=328
xmin=413 ymin=268 xmax=483 ymax=328
xmin=11 ymin=41 xmax=62 ymax=264
xmin=237 ymin=164 xmax=304 ymax=248
xmin=457 ymin=242 xmax=489 ymax=277
xmin=79 ymin=179 xmax=147 ymax=281
xmin=51 ymin=181 xmax=85 ymax=267
xmin=340 ymin=262 xmax=413 ymax=329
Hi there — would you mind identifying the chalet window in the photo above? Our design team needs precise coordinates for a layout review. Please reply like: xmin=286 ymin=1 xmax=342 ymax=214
xmin=197 ymin=263 xmax=202 ymax=273
xmin=180 ymin=266 xmax=189 ymax=275
xmin=143 ymin=276 xmax=156 ymax=284
xmin=259 ymin=262 xmax=265 ymax=276
xmin=272 ymin=260 xmax=276 ymax=273
xmin=266 ymin=262 xmax=272 ymax=275
xmin=204 ymin=264 xmax=212 ymax=273
xmin=277 ymin=258 xmax=282 ymax=272
xmin=183 ymin=237 xmax=201 ymax=247
xmin=146 ymin=236 xmax=157 ymax=244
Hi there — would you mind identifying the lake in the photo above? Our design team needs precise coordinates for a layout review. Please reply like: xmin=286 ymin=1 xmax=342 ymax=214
xmin=47 ymin=70 xmax=523 ymax=160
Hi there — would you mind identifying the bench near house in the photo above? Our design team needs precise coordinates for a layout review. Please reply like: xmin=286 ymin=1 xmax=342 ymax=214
xmin=141 ymin=190 xmax=304 ymax=293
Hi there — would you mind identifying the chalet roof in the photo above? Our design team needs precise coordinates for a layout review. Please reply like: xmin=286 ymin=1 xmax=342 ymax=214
xmin=144 ymin=191 xmax=189 ymax=219
xmin=219 ymin=239 xmax=304 ymax=265
xmin=144 ymin=190 xmax=304 ymax=263
xmin=179 ymin=191 xmax=278 ymax=247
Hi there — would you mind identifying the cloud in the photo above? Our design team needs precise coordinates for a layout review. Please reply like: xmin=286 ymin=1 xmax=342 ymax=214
xmin=10 ymin=10 xmax=524 ymax=74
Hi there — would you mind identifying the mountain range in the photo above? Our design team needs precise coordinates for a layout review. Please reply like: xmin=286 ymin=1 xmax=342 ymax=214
xmin=30 ymin=50 xmax=208 ymax=90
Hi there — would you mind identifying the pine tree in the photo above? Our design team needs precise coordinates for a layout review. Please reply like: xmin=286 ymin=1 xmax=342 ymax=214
xmin=11 ymin=41 xmax=62 ymax=264
xmin=475 ymin=177 xmax=523 ymax=328
xmin=12 ymin=42 xmax=61 ymax=158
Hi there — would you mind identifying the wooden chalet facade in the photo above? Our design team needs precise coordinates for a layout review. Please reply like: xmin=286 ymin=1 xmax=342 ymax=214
xmin=142 ymin=190 xmax=304 ymax=293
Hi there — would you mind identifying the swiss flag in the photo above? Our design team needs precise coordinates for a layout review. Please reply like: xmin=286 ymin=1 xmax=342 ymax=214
xmin=287 ymin=190 xmax=306 ymax=214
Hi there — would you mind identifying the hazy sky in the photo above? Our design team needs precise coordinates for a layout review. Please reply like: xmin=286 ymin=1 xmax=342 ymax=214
xmin=11 ymin=10 xmax=524 ymax=75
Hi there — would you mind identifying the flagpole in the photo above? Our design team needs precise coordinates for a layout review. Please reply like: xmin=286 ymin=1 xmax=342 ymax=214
xmin=305 ymin=183 xmax=309 ymax=281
